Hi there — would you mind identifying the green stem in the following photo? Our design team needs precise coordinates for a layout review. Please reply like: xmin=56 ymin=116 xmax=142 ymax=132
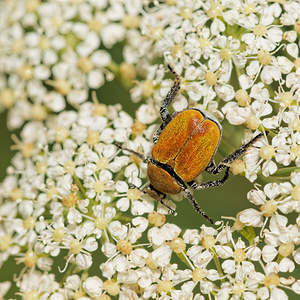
xmin=175 ymin=251 xmax=193 ymax=268
xmin=114 ymin=169 xmax=125 ymax=182
xmin=257 ymin=166 xmax=299 ymax=183
xmin=239 ymin=226 xmax=256 ymax=245
xmin=73 ymin=175 xmax=87 ymax=198
xmin=277 ymin=253 xmax=283 ymax=264
xmin=234 ymin=65 xmax=243 ymax=89
xmin=272 ymin=166 xmax=299 ymax=177
xmin=108 ymin=61 xmax=119 ymax=75
xmin=60 ymin=262 xmax=77 ymax=284
xmin=212 ymin=249 xmax=224 ymax=282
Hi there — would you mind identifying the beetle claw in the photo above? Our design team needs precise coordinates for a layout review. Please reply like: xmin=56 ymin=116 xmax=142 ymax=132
xmin=168 ymin=207 xmax=176 ymax=215
xmin=128 ymin=183 xmax=139 ymax=190
xmin=170 ymin=209 xmax=177 ymax=216
xmin=159 ymin=198 xmax=176 ymax=216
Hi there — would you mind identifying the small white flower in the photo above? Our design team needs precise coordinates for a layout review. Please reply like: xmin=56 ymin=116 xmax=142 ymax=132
xmin=262 ymin=245 xmax=278 ymax=262
xmin=152 ymin=244 xmax=172 ymax=267
xmin=238 ymin=208 xmax=263 ymax=227
xmin=76 ymin=253 xmax=93 ymax=270
xmin=148 ymin=223 xmax=181 ymax=246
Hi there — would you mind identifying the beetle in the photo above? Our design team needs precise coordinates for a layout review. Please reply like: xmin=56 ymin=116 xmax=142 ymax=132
xmin=117 ymin=65 xmax=267 ymax=223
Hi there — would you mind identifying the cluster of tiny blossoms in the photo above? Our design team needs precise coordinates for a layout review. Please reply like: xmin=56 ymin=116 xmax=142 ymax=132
xmin=0 ymin=0 xmax=300 ymax=299
xmin=0 ymin=0 xmax=143 ymax=129
xmin=1 ymin=101 xmax=299 ymax=299
xmin=124 ymin=0 xmax=300 ymax=298
xmin=0 ymin=101 xmax=149 ymax=298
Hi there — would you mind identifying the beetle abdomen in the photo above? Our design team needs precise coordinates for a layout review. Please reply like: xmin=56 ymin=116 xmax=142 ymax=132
xmin=147 ymin=163 xmax=182 ymax=194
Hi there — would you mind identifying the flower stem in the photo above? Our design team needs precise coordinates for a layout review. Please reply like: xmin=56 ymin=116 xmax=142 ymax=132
xmin=212 ymin=249 xmax=224 ymax=282
xmin=73 ymin=175 xmax=87 ymax=199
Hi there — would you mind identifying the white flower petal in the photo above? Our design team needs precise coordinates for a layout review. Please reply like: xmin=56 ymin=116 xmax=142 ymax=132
xmin=279 ymin=257 xmax=295 ymax=272
xmin=83 ymin=276 xmax=103 ymax=298
xmin=270 ymin=287 xmax=288 ymax=300
xmin=76 ymin=253 xmax=92 ymax=270
xmin=287 ymin=43 xmax=299 ymax=58
xmin=239 ymin=208 xmax=263 ymax=227
xmin=222 ymin=259 xmax=236 ymax=274
xmin=262 ymin=245 xmax=278 ymax=262
xmin=152 ymin=244 xmax=172 ymax=267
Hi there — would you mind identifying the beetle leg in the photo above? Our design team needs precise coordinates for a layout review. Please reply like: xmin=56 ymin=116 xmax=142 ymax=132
xmin=183 ymin=188 xmax=213 ymax=224
xmin=160 ymin=65 xmax=181 ymax=124
xmin=153 ymin=124 xmax=163 ymax=144
xmin=160 ymin=199 xmax=176 ymax=215
xmin=129 ymin=182 xmax=176 ymax=215
xmin=171 ymin=176 xmax=213 ymax=223
xmin=144 ymin=184 xmax=176 ymax=216
xmin=206 ymin=131 xmax=268 ymax=175
xmin=188 ymin=167 xmax=230 ymax=190
xmin=128 ymin=183 xmax=140 ymax=190
xmin=205 ymin=160 xmax=217 ymax=173
xmin=116 ymin=143 xmax=172 ymax=173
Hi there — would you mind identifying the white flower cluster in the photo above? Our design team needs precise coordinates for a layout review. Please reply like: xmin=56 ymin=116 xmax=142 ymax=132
xmin=119 ymin=1 xmax=300 ymax=297
xmin=0 ymin=101 xmax=153 ymax=298
xmin=0 ymin=0 xmax=299 ymax=299
xmin=129 ymin=0 xmax=300 ymax=173
xmin=0 ymin=0 xmax=143 ymax=129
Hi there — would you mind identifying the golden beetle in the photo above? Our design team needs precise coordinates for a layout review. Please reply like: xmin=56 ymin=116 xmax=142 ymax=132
xmin=117 ymin=65 xmax=266 ymax=223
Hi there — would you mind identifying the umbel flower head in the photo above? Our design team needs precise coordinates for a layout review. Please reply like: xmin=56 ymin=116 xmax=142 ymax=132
xmin=1 ymin=98 xmax=298 ymax=298
xmin=0 ymin=0 xmax=142 ymax=129
xmin=0 ymin=0 xmax=300 ymax=299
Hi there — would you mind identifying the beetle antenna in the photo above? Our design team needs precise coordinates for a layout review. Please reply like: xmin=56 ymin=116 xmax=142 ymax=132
xmin=160 ymin=65 xmax=181 ymax=123
xmin=115 ymin=143 xmax=149 ymax=162
xmin=167 ymin=65 xmax=179 ymax=80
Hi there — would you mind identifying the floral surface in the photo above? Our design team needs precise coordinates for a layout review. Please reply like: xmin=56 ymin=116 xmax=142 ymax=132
xmin=0 ymin=0 xmax=299 ymax=299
